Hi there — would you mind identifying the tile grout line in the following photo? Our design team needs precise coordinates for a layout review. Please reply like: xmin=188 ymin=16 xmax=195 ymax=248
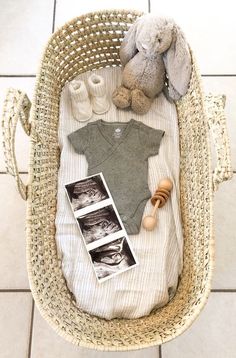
xmin=211 ymin=289 xmax=236 ymax=293
xmin=159 ymin=344 xmax=162 ymax=358
xmin=0 ymin=172 xmax=29 ymax=174
xmin=0 ymin=289 xmax=31 ymax=292
xmin=201 ymin=74 xmax=236 ymax=77
xmin=28 ymin=299 xmax=35 ymax=358
xmin=52 ymin=0 xmax=57 ymax=33
xmin=0 ymin=74 xmax=36 ymax=78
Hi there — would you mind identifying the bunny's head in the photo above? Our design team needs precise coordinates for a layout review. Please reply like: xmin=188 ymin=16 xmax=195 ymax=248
xmin=120 ymin=14 xmax=192 ymax=100
xmin=135 ymin=16 xmax=173 ymax=57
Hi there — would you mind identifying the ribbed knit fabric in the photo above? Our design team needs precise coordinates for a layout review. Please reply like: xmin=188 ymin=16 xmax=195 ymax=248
xmin=68 ymin=79 xmax=92 ymax=121
xmin=55 ymin=67 xmax=183 ymax=320
xmin=87 ymin=73 xmax=110 ymax=114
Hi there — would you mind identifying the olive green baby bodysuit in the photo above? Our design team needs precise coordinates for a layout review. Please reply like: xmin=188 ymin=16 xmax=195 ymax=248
xmin=68 ymin=119 xmax=164 ymax=235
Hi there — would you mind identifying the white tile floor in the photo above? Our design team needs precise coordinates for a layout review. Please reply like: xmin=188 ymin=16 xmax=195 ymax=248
xmin=0 ymin=1 xmax=235 ymax=357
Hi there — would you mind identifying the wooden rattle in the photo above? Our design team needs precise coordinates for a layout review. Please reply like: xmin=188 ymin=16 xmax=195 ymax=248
xmin=142 ymin=178 xmax=173 ymax=231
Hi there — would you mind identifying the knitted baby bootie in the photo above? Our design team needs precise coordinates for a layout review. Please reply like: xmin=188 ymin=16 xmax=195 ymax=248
xmin=69 ymin=79 xmax=92 ymax=122
xmin=87 ymin=73 xmax=110 ymax=114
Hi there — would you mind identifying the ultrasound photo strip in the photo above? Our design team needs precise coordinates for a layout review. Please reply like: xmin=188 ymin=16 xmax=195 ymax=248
xmin=64 ymin=172 xmax=138 ymax=282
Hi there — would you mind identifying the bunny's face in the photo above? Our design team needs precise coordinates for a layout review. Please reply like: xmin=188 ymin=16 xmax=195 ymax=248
xmin=136 ymin=16 xmax=173 ymax=57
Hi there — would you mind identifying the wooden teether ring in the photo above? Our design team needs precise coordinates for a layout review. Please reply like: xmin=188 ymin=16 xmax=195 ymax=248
xmin=142 ymin=178 xmax=173 ymax=231
xmin=158 ymin=188 xmax=170 ymax=195
xmin=151 ymin=194 xmax=165 ymax=208
xmin=151 ymin=191 xmax=169 ymax=207
xmin=154 ymin=188 xmax=170 ymax=197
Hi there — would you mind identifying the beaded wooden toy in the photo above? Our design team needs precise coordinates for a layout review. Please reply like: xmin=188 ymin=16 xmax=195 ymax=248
xmin=142 ymin=178 xmax=173 ymax=231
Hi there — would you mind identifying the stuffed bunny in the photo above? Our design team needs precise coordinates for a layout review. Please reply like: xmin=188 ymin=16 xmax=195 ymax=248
xmin=112 ymin=14 xmax=192 ymax=114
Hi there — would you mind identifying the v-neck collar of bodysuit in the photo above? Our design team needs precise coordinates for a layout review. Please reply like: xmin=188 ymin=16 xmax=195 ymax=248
xmin=97 ymin=119 xmax=135 ymax=148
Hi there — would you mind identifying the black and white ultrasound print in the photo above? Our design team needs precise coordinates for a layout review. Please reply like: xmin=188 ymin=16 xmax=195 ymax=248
xmin=88 ymin=237 xmax=136 ymax=281
xmin=64 ymin=172 xmax=138 ymax=282
xmin=65 ymin=174 xmax=109 ymax=212
xmin=77 ymin=205 xmax=122 ymax=245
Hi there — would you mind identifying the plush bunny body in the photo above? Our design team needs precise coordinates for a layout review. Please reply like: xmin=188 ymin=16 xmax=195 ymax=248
xmin=112 ymin=14 xmax=192 ymax=114
xmin=122 ymin=52 xmax=165 ymax=98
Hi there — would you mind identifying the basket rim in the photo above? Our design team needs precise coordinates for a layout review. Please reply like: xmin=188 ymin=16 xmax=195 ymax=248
xmin=24 ymin=8 xmax=215 ymax=351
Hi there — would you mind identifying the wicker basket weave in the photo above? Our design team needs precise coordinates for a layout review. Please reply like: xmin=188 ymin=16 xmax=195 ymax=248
xmin=1 ymin=9 xmax=233 ymax=351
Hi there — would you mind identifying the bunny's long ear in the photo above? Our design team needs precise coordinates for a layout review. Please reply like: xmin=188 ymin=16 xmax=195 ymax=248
xmin=120 ymin=19 xmax=140 ymax=66
xmin=163 ymin=25 xmax=192 ymax=100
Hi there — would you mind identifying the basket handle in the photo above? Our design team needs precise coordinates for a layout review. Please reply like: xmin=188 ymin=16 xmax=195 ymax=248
xmin=1 ymin=88 xmax=32 ymax=200
xmin=205 ymin=94 xmax=233 ymax=192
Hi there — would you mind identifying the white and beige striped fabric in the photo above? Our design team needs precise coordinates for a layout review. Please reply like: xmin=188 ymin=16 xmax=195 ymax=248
xmin=55 ymin=66 xmax=183 ymax=320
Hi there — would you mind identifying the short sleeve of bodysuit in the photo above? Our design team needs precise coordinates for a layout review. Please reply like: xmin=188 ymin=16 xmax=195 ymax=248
xmin=139 ymin=122 xmax=165 ymax=158
xmin=68 ymin=125 xmax=89 ymax=154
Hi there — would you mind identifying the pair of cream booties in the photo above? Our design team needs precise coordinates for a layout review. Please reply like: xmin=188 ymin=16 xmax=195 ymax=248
xmin=69 ymin=74 xmax=110 ymax=122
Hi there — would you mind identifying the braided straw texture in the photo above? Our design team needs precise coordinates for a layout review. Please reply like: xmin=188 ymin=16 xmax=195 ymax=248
xmin=205 ymin=94 xmax=233 ymax=191
xmin=2 ymin=89 xmax=31 ymax=200
xmin=2 ymin=9 xmax=232 ymax=351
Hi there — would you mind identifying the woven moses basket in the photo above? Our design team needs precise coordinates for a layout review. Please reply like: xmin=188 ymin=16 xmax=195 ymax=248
xmin=2 ymin=9 xmax=233 ymax=351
